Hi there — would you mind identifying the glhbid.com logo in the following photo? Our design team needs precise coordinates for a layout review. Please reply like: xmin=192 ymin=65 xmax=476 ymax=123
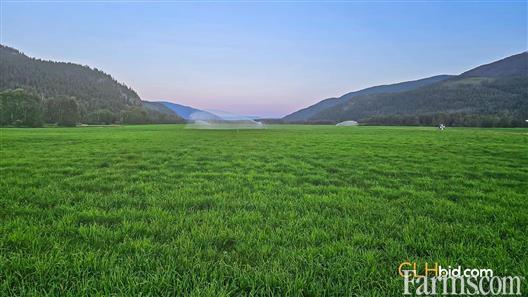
xmin=398 ymin=262 xmax=524 ymax=295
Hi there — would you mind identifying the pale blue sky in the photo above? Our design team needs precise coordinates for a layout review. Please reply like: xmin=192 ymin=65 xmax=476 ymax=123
xmin=1 ymin=1 xmax=527 ymax=117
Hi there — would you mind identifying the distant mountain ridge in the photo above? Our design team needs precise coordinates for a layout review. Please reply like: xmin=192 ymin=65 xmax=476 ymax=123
xmin=158 ymin=101 xmax=220 ymax=120
xmin=143 ymin=101 xmax=183 ymax=117
xmin=284 ymin=52 xmax=528 ymax=126
xmin=161 ymin=102 xmax=201 ymax=119
xmin=283 ymin=75 xmax=453 ymax=122
xmin=2 ymin=43 xmax=526 ymax=127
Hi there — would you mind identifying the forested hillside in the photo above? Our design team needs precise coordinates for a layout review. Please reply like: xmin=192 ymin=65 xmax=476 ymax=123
xmin=316 ymin=76 xmax=528 ymax=126
xmin=0 ymin=45 xmax=183 ymax=126
xmin=283 ymin=75 xmax=453 ymax=122
xmin=285 ymin=52 xmax=528 ymax=127
xmin=461 ymin=52 xmax=527 ymax=77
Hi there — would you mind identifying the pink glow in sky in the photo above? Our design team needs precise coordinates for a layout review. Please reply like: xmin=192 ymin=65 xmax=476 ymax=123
xmin=3 ymin=2 xmax=526 ymax=118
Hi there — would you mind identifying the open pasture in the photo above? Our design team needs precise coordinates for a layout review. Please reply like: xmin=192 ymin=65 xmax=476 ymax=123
xmin=1 ymin=125 xmax=527 ymax=296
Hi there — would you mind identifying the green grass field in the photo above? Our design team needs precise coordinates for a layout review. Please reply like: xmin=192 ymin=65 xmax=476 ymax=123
xmin=1 ymin=125 xmax=527 ymax=296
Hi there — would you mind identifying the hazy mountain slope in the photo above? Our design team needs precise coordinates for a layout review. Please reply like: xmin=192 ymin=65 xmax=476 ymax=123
xmin=461 ymin=52 xmax=528 ymax=77
xmin=143 ymin=101 xmax=181 ymax=117
xmin=283 ymin=75 xmax=452 ymax=122
xmin=158 ymin=101 xmax=220 ymax=120
xmin=142 ymin=101 xmax=185 ymax=123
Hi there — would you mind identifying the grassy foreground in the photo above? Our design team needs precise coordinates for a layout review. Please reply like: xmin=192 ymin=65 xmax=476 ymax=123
xmin=1 ymin=125 xmax=527 ymax=296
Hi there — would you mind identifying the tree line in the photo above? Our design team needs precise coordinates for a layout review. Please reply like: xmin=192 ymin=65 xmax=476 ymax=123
xmin=0 ymin=89 xmax=182 ymax=127
xmin=362 ymin=112 xmax=528 ymax=128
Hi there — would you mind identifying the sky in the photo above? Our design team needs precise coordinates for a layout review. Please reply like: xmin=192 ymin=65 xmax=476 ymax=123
xmin=1 ymin=1 xmax=527 ymax=118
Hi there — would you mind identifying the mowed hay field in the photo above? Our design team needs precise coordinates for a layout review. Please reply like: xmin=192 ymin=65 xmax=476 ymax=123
xmin=1 ymin=125 xmax=527 ymax=296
